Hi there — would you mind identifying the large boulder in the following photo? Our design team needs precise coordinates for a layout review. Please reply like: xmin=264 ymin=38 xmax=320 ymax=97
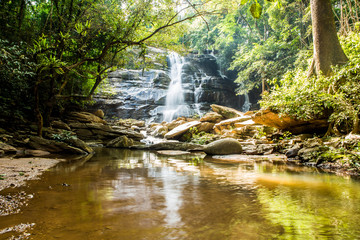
xmin=106 ymin=136 xmax=134 ymax=148
xmin=197 ymin=122 xmax=215 ymax=133
xmin=50 ymin=120 xmax=71 ymax=131
xmin=164 ymin=121 xmax=201 ymax=139
xmin=200 ymin=112 xmax=224 ymax=123
xmin=66 ymin=112 xmax=107 ymax=124
xmin=203 ymin=138 xmax=243 ymax=155
xmin=214 ymin=116 xmax=252 ymax=132
xmin=211 ymin=104 xmax=243 ymax=119
xmin=28 ymin=136 xmax=90 ymax=155
xmin=0 ymin=142 xmax=17 ymax=153
xmin=252 ymin=109 xmax=328 ymax=134
xmin=69 ymin=122 xmax=144 ymax=143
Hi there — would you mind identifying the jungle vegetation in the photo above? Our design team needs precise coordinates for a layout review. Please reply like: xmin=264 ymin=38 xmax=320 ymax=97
xmin=0 ymin=0 xmax=359 ymax=135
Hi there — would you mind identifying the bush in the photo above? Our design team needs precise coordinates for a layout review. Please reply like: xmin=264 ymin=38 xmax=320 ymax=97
xmin=0 ymin=39 xmax=35 ymax=124
xmin=260 ymin=31 xmax=360 ymax=134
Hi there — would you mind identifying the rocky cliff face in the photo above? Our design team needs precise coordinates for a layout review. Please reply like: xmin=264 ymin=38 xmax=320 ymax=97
xmin=90 ymin=53 xmax=241 ymax=122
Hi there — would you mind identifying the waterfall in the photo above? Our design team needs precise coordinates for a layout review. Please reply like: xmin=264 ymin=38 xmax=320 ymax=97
xmin=242 ymin=93 xmax=251 ymax=112
xmin=163 ymin=52 xmax=190 ymax=122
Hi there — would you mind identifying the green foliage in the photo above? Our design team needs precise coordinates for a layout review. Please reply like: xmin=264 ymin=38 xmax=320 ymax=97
xmin=183 ymin=127 xmax=215 ymax=145
xmin=184 ymin=0 xmax=311 ymax=95
xmin=51 ymin=130 xmax=76 ymax=142
xmin=0 ymin=39 xmax=35 ymax=123
xmin=261 ymin=31 xmax=360 ymax=134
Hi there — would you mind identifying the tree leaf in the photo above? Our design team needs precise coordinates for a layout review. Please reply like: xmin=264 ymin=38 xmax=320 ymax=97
xmin=240 ymin=0 xmax=248 ymax=5
xmin=250 ymin=3 xmax=262 ymax=19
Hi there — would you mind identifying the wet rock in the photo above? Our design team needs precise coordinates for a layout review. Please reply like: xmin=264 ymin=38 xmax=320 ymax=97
xmin=200 ymin=112 xmax=224 ymax=123
xmin=165 ymin=121 xmax=201 ymax=139
xmin=0 ymin=142 xmax=17 ymax=153
xmin=257 ymin=144 xmax=276 ymax=155
xmin=133 ymin=140 xmax=203 ymax=151
xmin=252 ymin=109 xmax=328 ymax=134
xmin=303 ymin=138 xmax=323 ymax=148
xmin=211 ymin=104 xmax=244 ymax=119
xmin=51 ymin=120 xmax=71 ymax=131
xmin=64 ymin=138 xmax=94 ymax=154
xmin=115 ymin=119 xmax=145 ymax=128
xmin=285 ymin=146 xmax=301 ymax=158
xmin=150 ymin=125 xmax=168 ymax=138
xmin=165 ymin=117 xmax=190 ymax=131
xmin=66 ymin=111 xmax=107 ymax=124
xmin=23 ymin=149 xmax=51 ymax=157
xmin=214 ymin=116 xmax=252 ymax=131
xmin=203 ymin=138 xmax=243 ymax=155
xmin=69 ymin=122 xmax=144 ymax=142
xmin=156 ymin=150 xmax=191 ymax=156
xmin=197 ymin=122 xmax=215 ymax=133
xmin=28 ymin=136 xmax=87 ymax=155
xmin=93 ymin=109 xmax=105 ymax=119
xmin=106 ymin=136 xmax=134 ymax=148
xmin=297 ymin=146 xmax=328 ymax=162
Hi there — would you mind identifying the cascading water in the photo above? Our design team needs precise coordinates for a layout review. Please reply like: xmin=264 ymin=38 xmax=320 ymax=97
xmin=163 ymin=52 xmax=190 ymax=122
xmin=242 ymin=93 xmax=251 ymax=112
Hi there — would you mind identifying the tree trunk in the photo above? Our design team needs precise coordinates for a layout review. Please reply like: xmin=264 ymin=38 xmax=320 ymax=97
xmin=310 ymin=0 xmax=348 ymax=75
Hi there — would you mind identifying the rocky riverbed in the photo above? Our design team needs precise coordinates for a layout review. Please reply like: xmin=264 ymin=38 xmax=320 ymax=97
xmin=1 ymin=104 xmax=360 ymax=196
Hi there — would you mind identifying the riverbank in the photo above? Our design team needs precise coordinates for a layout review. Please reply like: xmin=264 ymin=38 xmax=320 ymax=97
xmin=0 ymin=157 xmax=65 ymax=192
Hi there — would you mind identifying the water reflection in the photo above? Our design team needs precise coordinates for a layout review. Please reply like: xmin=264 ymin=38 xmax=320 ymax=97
xmin=1 ymin=149 xmax=360 ymax=239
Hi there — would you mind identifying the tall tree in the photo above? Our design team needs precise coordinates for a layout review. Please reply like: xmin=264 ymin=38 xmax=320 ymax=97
xmin=309 ymin=0 xmax=348 ymax=75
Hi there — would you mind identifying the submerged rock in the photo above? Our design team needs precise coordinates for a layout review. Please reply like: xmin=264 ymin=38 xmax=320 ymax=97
xmin=203 ymin=138 xmax=243 ymax=155
xmin=133 ymin=140 xmax=203 ymax=151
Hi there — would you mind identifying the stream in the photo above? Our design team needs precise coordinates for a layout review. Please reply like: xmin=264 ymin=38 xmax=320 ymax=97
xmin=1 ymin=148 xmax=360 ymax=239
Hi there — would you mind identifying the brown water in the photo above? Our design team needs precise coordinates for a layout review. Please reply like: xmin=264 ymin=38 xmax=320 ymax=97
xmin=1 ymin=148 xmax=360 ymax=239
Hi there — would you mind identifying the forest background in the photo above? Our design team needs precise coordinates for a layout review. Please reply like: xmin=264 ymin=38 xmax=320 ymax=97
xmin=0 ymin=0 xmax=359 ymax=136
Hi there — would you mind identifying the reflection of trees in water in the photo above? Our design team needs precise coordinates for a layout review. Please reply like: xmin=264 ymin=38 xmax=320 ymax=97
xmin=257 ymin=174 xmax=360 ymax=239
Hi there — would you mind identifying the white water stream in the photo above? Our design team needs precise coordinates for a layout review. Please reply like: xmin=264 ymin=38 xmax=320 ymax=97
xmin=163 ymin=52 xmax=190 ymax=122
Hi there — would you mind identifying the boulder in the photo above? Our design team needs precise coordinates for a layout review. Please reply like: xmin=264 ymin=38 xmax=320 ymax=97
xmin=165 ymin=121 xmax=201 ymax=139
xmin=150 ymin=125 xmax=168 ymax=137
xmin=69 ymin=122 xmax=144 ymax=142
xmin=197 ymin=122 xmax=215 ymax=133
xmin=297 ymin=147 xmax=323 ymax=162
xmin=64 ymin=138 xmax=94 ymax=154
xmin=51 ymin=120 xmax=71 ymax=131
xmin=66 ymin=112 xmax=107 ymax=124
xmin=203 ymin=138 xmax=243 ymax=155
xmin=234 ymin=119 xmax=257 ymax=128
xmin=252 ymin=109 xmax=328 ymax=134
xmin=165 ymin=117 xmax=189 ymax=131
xmin=23 ymin=149 xmax=51 ymax=157
xmin=93 ymin=109 xmax=105 ymax=119
xmin=106 ymin=136 xmax=134 ymax=148
xmin=210 ymin=104 xmax=244 ymax=119
xmin=28 ymin=136 xmax=87 ymax=155
xmin=214 ymin=116 xmax=252 ymax=131
xmin=0 ymin=142 xmax=17 ymax=153
xmin=132 ymin=140 xmax=203 ymax=151
xmin=200 ymin=112 xmax=224 ymax=123
xmin=116 ymin=119 xmax=145 ymax=128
